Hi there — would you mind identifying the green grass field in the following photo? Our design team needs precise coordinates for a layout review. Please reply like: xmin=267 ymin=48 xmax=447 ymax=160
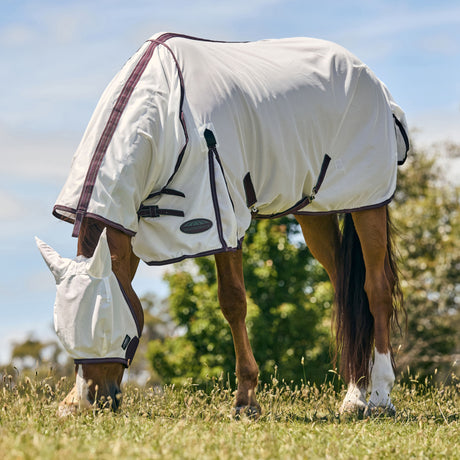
xmin=1 ymin=372 xmax=458 ymax=459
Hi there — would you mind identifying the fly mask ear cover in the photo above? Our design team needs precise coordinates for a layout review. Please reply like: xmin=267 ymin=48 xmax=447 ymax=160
xmin=35 ymin=229 xmax=141 ymax=367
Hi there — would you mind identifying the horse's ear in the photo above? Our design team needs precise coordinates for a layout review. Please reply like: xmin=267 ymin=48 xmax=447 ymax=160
xmin=35 ymin=237 xmax=71 ymax=282
xmin=86 ymin=228 xmax=112 ymax=278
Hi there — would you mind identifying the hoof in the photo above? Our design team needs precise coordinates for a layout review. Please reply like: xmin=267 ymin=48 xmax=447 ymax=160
xmin=339 ymin=401 xmax=367 ymax=419
xmin=57 ymin=385 xmax=91 ymax=417
xmin=339 ymin=396 xmax=368 ymax=418
xmin=364 ymin=402 xmax=396 ymax=418
xmin=233 ymin=405 xmax=261 ymax=420
xmin=339 ymin=383 xmax=368 ymax=417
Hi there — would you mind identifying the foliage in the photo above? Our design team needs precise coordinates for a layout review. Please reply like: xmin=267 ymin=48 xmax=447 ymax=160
xmin=147 ymin=218 xmax=334 ymax=386
xmin=9 ymin=335 xmax=73 ymax=379
xmin=128 ymin=295 xmax=178 ymax=385
xmin=392 ymin=144 xmax=460 ymax=380
xmin=0 ymin=372 xmax=459 ymax=459
xmin=147 ymin=142 xmax=460 ymax=386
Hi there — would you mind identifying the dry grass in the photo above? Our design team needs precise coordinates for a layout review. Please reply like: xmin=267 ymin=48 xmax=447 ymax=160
xmin=1 ymin=371 xmax=459 ymax=459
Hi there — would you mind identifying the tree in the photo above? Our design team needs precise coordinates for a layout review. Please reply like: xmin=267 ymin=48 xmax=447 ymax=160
xmin=11 ymin=336 xmax=49 ymax=368
xmin=147 ymin=217 xmax=334 ymax=386
xmin=128 ymin=294 xmax=179 ymax=384
xmin=9 ymin=334 xmax=74 ymax=378
xmin=392 ymin=143 xmax=460 ymax=380
xmin=146 ymin=142 xmax=460 ymax=386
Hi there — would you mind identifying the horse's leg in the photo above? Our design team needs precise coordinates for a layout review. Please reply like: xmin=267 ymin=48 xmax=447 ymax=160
xmin=295 ymin=214 xmax=340 ymax=287
xmin=214 ymin=250 xmax=260 ymax=417
xmin=351 ymin=206 xmax=395 ymax=414
xmin=296 ymin=214 xmax=370 ymax=413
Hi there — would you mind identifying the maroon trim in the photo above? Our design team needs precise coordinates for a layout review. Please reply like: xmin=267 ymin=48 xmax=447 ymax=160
xmin=85 ymin=213 xmax=136 ymax=236
xmin=213 ymin=145 xmax=235 ymax=211
xmin=393 ymin=114 xmax=409 ymax=165
xmin=312 ymin=154 xmax=331 ymax=194
xmin=255 ymin=153 xmax=331 ymax=219
xmin=295 ymin=195 xmax=394 ymax=216
xmin=208 ymin=149 xmax=228 ymax=249
xmin=54 ymin=205 xmax=136 ymax=236
xmin=52 ymin=205 xmax=76 ymax=224
xmin=243 ymin=172 xmax=257 ymax=208
xmin=148 ymin=39 xmax=189 ymax=188
xmin=75 ymin=357 xmax=129 ymax=367
xmin=71 ymin=36 xmax=170 ymax=238
xmin=115 ymin=275 xmax=143 ymax=337
xmin=148 ymin=32 xmax=245 ymax=45
xmin=69 ymin=33 xmax=207 ymax=238
xmin=145 ymin=237 xmax=245 ymax=266
xmin=255 ymin=196 xmax=313 ymax=219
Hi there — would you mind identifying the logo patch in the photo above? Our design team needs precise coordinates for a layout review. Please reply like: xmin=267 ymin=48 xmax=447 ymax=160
xmin=180 ymin=218 xmax=213 ymax=234
xmin=121 ymin=335 xmax=131 ymax=350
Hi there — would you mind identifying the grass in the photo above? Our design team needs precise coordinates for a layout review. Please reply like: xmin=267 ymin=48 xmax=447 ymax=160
xmin=0 ymin=371 xmax=459 ymax=459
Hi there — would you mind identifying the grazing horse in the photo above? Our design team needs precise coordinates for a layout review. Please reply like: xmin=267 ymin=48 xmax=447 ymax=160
xmin=37 ymin=33 xmax=408 ymax=416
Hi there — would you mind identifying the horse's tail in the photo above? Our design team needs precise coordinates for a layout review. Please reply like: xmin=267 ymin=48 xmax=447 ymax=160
xmin=333 ymin=209 xmax=404 ymax=387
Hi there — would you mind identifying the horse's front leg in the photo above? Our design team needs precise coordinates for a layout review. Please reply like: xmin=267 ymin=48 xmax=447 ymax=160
xmin=214 ymin=250 xmax=260 ymax=417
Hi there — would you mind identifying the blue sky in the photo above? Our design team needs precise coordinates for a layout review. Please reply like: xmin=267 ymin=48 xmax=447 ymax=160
xmin=1 ymin=0 xmax=460 ymax=364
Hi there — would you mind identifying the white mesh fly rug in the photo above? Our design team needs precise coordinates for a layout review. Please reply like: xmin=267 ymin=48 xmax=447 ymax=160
xmin=54 ymin=33 xmax=409 ymax=265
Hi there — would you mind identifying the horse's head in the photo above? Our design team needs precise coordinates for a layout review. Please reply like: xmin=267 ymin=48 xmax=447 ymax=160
xmin=36 ymin=229 xmax=141 ymax=413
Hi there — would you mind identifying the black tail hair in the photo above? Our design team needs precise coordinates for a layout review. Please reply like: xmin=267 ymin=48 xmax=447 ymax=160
xmin=334 ymin=208 xmax=404 ymax=386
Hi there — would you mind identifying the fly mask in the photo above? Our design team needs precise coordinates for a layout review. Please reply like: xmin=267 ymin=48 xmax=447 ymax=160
xmin=36 ymin=229 xmax=141 ymax=366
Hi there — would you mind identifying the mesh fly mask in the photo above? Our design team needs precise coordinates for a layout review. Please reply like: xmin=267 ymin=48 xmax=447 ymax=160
xmin=36 ymin=229 xmax=141 ymax=366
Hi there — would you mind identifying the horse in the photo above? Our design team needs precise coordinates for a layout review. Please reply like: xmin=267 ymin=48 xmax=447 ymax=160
xmin=37 ymin=33 xmax=409 ymax=416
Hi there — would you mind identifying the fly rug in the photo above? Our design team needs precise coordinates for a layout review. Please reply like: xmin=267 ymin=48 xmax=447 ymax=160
xmin=38 ymin=33 xmax=409 ymax=416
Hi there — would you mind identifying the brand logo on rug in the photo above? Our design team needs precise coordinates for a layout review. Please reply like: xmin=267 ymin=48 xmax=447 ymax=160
xmin=180 ymin=218 xmax=213 ymax=234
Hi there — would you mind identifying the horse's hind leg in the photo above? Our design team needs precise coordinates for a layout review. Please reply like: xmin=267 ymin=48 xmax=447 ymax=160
xmin=295 ymin=214 xmax=340 ymax=287
xmin=295 ymin=215 xmax=369 ymax=412
xmin=352 ymin=206 xmax=396 ymax=414
xmin=215 ymin=250 xmax=260 ymax=417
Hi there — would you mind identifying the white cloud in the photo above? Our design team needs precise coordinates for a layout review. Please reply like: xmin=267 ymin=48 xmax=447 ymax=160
xmin=419 ymin=33 xmax=460 ymax=56
xmin=0 ymin=190 xmax=26 ymax=220
xmin=334 ymin=3 xmax=460 ymax=63
xmin=409 ymin=106 xmax=460 ymax=185
xmin=411 ymin=106 xmax=460 ymax=147
xmin=0 ymin=23 xmax=37 ymax=46
xmin=343 ymin=4 xmax=460 ymax=40
xmin=0 ymin=125 xmax=78 ymax=183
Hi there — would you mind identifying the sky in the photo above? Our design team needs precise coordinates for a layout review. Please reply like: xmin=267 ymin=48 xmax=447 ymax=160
xmin=1 ymin=0 xmax=460 ymax=364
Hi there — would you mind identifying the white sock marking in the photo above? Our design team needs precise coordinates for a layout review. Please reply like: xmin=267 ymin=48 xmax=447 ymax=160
xmin=368 ymin=350 xmax=395 ymax=410
xmin=340 ymin=382 xmax=368 ymax=413
xmin=76 ymin=365 xmax=90 ymax=405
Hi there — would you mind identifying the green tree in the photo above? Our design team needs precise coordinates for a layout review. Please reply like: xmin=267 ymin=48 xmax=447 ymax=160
xmin=147 ymin=217 xmax=334 ymax=386
xmin=146 ymin=143 xmax=460 ymax=386
xmin=392 ymin=143 xmax=460 ymax=380
xmin=11 ymin=336 xmax=49 ymax=368
xmin=9 ymin=334 xmax=74 ymax=379
xmin=128 ymin=294 xmax=178 ymax=384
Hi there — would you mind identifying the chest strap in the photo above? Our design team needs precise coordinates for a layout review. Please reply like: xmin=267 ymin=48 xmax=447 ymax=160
xmin=137 ymin=205 xmax=184 ymax=219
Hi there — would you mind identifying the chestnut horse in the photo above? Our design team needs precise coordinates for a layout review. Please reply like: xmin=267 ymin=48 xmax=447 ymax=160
xmin=55 ymin=204 xmax=402 ymax=416
xmin=39 ymin=34 xmax=408 ymax=416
